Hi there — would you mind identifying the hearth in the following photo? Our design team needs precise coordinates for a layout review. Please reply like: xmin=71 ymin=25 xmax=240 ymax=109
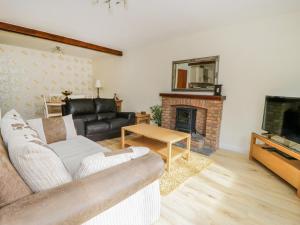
xmin=175 ymin=107 xmax=197 ymax=133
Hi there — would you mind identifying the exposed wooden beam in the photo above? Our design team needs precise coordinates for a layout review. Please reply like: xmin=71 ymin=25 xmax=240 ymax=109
xmin=0 ymin=21 xmax=123 ymax=56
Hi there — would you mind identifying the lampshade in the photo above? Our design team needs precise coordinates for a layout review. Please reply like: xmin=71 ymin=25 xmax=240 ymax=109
xmin=95 ymin=80 xmax=102 ymax=88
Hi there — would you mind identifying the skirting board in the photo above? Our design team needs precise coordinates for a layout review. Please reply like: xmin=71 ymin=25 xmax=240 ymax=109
xmin=219 ymin=143 xmax=247 ymax=154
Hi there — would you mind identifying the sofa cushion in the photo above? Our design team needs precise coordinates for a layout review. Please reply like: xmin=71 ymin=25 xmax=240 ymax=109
xmin=27 ymin=115 xmax=77 ymax=144
xmin=94 ymin=98 xmax=117 ymax=113
xmin=97 ymin=112 xmax=117 ymax=121
xmin=49 ymin=136 xmax=110 ymax=175
xmin=74 ymin=147 xmax=150 ymax=180
xmin=107 ymin=118 xmax=129 ymax=130
xmin=86 ymin=121 xmax=110 ymax=135
xmin=8 ymin=135 xmax=72 ymax=192
xmin=66 ymin=99 xmax=95 ymax=115
xmin=0 ymin=136 xmax=32 ymax=207
xmin=73 ymin=114 xmax=98 ymax=123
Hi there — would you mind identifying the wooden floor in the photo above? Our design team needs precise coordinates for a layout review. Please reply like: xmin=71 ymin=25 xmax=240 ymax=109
xmin=100 ymin=139 xmax=300 ymax=225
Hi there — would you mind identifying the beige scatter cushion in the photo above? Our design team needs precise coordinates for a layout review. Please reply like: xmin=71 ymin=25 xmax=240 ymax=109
xmin=0 ymin=136 xmax=32 ymax=207
xmin=74 ymin=147 xmax=150 ymax=180
xmin=27 ymin=115 xmax=77 ymax=144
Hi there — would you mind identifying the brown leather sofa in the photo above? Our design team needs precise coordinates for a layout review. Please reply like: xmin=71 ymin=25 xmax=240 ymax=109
xmin=0 ymin=136 xmax=164 ymax=225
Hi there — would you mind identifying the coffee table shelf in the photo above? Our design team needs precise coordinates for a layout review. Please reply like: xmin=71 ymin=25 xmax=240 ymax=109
xmin=121 ymin=124 xmax=191 ymax=172
xmin=124 ymin=136 xmax=188 ymax=161
xmin=125 ymin=136 xmax=166 ymax=152
xmin=158 ymin=145 xmax=189 ymax=162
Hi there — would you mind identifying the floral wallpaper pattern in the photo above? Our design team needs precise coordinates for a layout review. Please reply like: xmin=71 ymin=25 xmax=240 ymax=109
xmin=0 ymin=44 xmax=94 ymax=119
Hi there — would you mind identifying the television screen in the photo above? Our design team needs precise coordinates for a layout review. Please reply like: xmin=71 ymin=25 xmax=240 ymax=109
xmin=262 ymin=96 xmax=300 ymax=144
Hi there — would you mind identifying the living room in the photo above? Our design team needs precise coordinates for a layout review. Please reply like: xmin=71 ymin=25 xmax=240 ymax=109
xmin=0 ymin=1 xmax=300 ymax=225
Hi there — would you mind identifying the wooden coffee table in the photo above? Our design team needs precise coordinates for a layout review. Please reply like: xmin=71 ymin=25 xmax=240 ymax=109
xmin=121 ymin=124 xmax=191 ymax=172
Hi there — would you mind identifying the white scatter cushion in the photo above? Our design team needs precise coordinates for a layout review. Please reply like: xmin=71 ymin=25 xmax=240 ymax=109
xmin=63 ymin=115 xmax=77 ymax=138
xmin=8 ymin=135 xmax=72 ymax=192
xmin=0 ymin=109 xmax=30 ymax=145
xmin=130 ymin=146 xmax=150 ymax=159
xmin=27 ymin=115 xmax=77 ymax=144
xmin=74 ymin=147 xmax=150 ymax=180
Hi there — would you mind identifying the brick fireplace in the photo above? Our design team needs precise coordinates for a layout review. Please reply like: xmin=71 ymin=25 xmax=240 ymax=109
xmin=160 ymin=93 xmax=226 ymax=150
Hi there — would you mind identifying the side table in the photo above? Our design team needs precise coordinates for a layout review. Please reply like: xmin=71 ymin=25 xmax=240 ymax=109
xmin=135 ymin=113 xmax=151 ymax=124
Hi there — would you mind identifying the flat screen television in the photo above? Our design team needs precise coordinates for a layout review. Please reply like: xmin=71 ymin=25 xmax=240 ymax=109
xmin=262 ymin=96 xmax=300 ymax=144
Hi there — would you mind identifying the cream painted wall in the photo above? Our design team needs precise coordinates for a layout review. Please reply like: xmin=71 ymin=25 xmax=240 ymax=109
xmin=93 ymin=12 xmax=300 ymax=153
xmin=0 ymin=44 xmax=94 ymax=119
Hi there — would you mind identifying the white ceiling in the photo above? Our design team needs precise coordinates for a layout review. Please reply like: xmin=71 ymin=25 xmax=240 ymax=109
xmin=1 ymin=0 xmax=300 ymax=51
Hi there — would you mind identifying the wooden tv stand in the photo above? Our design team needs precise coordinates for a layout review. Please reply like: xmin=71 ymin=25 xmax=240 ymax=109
xmin=249 ymin=133 xmax=300 ymax=198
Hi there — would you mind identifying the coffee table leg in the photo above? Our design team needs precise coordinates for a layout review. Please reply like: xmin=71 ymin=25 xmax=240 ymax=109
xmin=186 ymin=136 xmax=191 ymax=161
xmin=167 ymin=142 xmax=172 ymax=173
xmin=121 ymin=127 xmax=125 ymax=148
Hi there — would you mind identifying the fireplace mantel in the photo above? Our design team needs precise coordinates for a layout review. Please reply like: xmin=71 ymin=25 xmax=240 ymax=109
xmin=159 ymin=93 xmax=226 ymax=101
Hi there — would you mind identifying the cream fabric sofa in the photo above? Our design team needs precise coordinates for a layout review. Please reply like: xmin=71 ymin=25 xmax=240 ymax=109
xmin=0 ymin=112 xmax=164 ymax=225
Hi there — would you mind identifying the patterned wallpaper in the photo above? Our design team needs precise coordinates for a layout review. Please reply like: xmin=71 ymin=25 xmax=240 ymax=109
xmin=0 ymin=44 xmax=94 ymax=119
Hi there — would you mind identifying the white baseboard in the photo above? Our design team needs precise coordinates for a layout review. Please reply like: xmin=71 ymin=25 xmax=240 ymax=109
xmin=219 ymin=143 xmax=248 ymax=154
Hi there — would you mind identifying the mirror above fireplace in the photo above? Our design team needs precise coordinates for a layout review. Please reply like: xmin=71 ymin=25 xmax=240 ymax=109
xmin=172 ymin=56 xmax=219 ymax=92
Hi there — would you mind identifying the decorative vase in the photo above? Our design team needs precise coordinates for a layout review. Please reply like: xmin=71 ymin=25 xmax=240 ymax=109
xmin=62 ymin=90 xmax=72 ymax=102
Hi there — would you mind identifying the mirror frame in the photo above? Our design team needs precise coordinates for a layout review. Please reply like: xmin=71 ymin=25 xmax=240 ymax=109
xmin=171 ymin=56 xmax=219 ymax=92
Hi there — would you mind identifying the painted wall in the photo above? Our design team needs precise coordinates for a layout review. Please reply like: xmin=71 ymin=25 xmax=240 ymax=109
xmin=93 ymin=12 xmax=300 ymax=153
xmin=0 ymin=44 xmax=94 ymax=119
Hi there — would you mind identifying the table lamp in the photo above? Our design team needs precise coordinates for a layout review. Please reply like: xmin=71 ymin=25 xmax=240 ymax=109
xmin=95 ymin=80 xmax=102 ymax=98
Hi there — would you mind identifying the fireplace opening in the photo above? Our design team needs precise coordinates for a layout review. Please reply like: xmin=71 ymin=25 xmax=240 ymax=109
xmin=173 ymin=106 xmax=212 ymax=155
xmin=175 ymin=107 xmax=197 ymax=133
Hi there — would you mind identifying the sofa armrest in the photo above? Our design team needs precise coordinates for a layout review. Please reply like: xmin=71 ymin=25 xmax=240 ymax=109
xmin=117 ymin=112 xmax=135 ymax=122
xmin=72 ymin=118 xmax=86 ymax=136
xmin=0 ymin=152 xmax=164 ymax=225
xmin=61 ymin=104 xmax=67 ymax=116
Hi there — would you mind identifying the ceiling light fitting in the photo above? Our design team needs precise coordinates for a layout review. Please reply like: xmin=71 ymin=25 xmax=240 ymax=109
xmin=52 ymin=46 xmax=64 ymax=55
xmin=93 ymin=0 xmax=127 ymax=9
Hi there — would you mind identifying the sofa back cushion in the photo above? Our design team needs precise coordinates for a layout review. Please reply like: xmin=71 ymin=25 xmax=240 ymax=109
xmin=94 ymin=98 xmax=117 ymax=113
xmin=97 ymin=112 xmax=117 ymax=120
xmin=8 ymin=135 xmax=72 ymax=192
xmin=65 ymin=99 xmax=96 ymax=116
xmin=27 ymin=115 xmax=77 ymax=144
xmin=0 ymin=135 xmax=32 ymax=207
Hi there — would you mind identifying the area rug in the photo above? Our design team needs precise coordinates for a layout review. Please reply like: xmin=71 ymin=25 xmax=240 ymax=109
xmin=160 ymin=152 xmax=212 ymax=196
xmin=175 ymin=142 xmax=215 ymax=156
xmin=98 ymin=139 xmax=213 ymax=196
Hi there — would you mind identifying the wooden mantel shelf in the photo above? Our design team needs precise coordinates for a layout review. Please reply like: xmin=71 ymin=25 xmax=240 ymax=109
xmin=159 ymin=93 xmax=226 ymax=101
